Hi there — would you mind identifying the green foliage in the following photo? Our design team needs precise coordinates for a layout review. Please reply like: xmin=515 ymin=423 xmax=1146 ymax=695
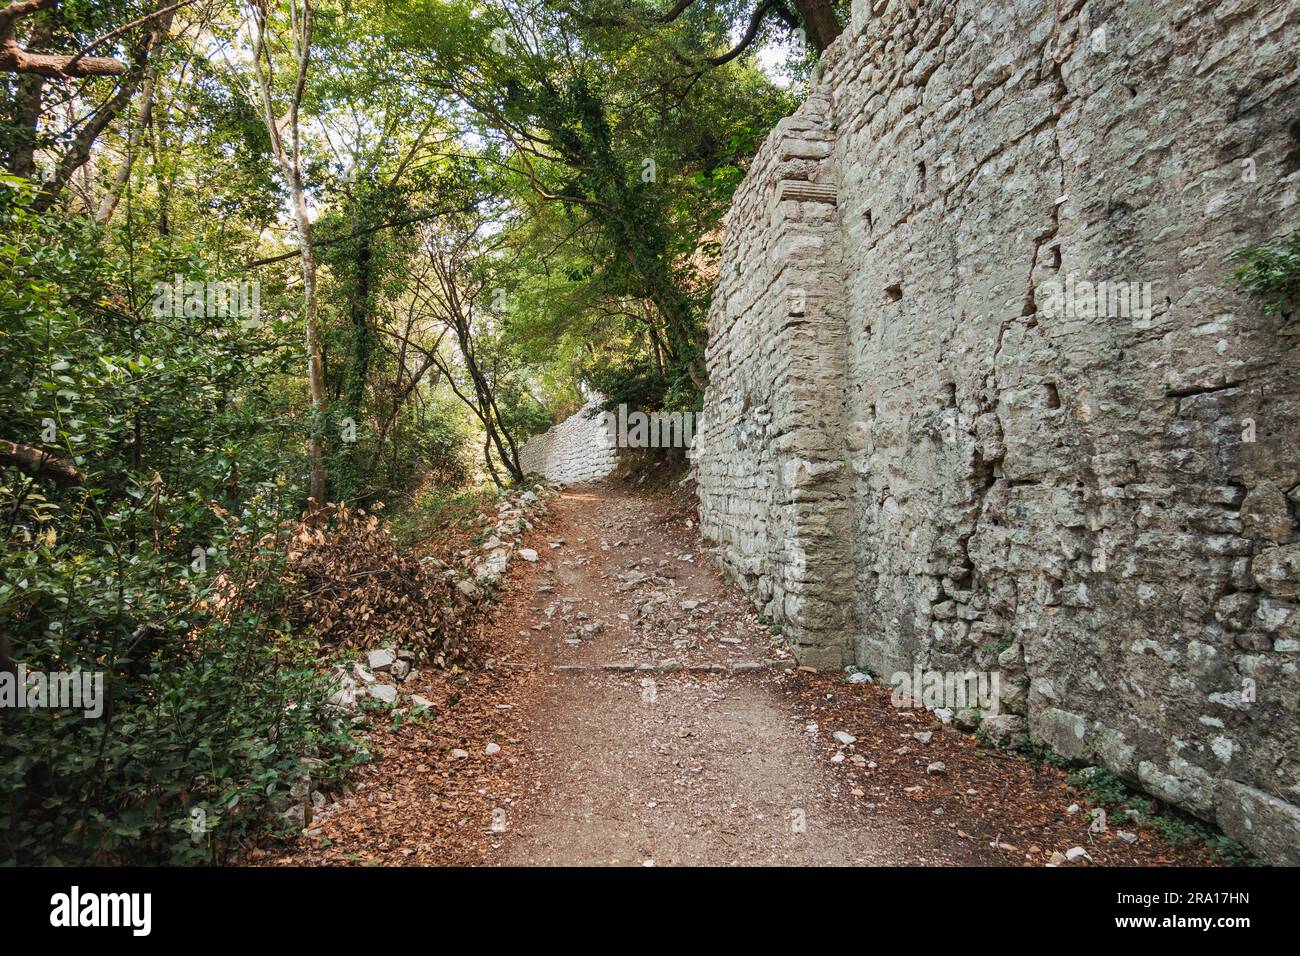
xmin=983 ymin=631 xmax=1014 ymax=658
xmin=0 ymin=177 xmax=357 ymax=864
xmin=0 ymin=499 xmax=360 ymax=865
xmin=1067 ymin=766 xmax=1146 ymax=811
xmin=1011 ymin=735 xmax=1071 ymax=768
xmin=1230 ymin=232 xmax=1300 ymax=314
xmin=1066 ymin=766 xmax=1256 ymax=865
xmin=381 ymin=0 xmax=795 ymax=415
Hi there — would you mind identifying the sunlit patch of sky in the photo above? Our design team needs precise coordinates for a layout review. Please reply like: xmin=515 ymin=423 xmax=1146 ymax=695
xmin=725 ymin=13 xmax=801 ymax=89
xmin=756 ymin=34 xmax=799 ymax=88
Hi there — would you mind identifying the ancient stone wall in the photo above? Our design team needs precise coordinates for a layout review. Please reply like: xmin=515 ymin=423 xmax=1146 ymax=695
xmin=695 ymin=0 xmax=1300 ymax=862
xmin=519 ymin=398 xmax=617 ymax=484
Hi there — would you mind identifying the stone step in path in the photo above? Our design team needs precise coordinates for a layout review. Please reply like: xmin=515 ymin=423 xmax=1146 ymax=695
xmin=547 ymin=660 xmax=796 ymax=674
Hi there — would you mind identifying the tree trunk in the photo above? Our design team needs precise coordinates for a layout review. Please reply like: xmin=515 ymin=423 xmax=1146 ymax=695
xmin=457 ymin=325 xmax=523 ymax=483
xmin=343 ymin=227 xmax=374 ymax=415
xmin=793 ymin=0 xmax=842 ymax=53
xmin=95 ymin=67 xmax=157 ymax=226
xmin=250 ymin=0 xmax=325 ymax=506
xmin=4 ymin=18 xmax=49 ymax=177
xmin=29 ymin=1 xmax=173 ymax=213
xmin=290 ymin=182 xmax=327 ymax=505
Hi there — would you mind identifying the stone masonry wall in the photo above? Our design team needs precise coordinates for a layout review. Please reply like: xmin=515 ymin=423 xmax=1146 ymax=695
xmin=519 ymin=398 xmax=617 ymax=484
xmin=695 ymin=0 xmax=1300 ymax=862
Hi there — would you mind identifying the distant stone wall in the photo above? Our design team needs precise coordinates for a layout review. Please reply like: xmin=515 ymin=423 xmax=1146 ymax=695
xmin=695 ymin=0 xmax=1300 ymax=862
xmin=519 ymin=399 xmax=617 ymax=484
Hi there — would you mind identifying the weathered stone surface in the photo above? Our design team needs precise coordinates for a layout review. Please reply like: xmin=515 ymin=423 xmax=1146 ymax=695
xmin=1215 ymin=780 xmax=1300 ymax=866
xmin=519 ymin=397 xmax=617 ymax=483
xmin=695 ymin=0 xmax=1300 ymax=863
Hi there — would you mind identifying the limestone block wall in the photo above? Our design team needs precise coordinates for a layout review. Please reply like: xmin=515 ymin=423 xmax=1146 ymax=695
xmin=695 ymin=0 xmax=1300 ymax=861
xmin=519 ymin=398 xmax=617 ymax=484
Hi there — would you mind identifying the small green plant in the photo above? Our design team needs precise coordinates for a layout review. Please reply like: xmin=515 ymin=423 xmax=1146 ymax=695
xmin=1148 ymin=813 xmax=1205 ymax=847
xmin=1204 ymin=834 xmax=1257 ymax=867
xmin=389 ymin=707 xmax=430 ymax=732
xmin=1230 ymin=232 xmax=1300 ymax=314
xmin=981 ymin=631 xmax=1013 ymax=660
xmin=1013 ymin=735 xmax=1071 ymax=768
xmin=1067 ymin=766 xmax=1142 ymax=810
xmin=1066 ymin=766 xmax=1257 ymax=865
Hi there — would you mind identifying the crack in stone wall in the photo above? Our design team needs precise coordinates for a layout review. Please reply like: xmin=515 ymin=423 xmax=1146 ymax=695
xmin=695 ymin=0 xmax=1300 ymax=863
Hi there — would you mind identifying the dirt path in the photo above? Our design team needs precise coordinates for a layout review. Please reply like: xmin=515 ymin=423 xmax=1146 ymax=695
xmin=492 ymin=485 xmax=918 ymax=865
xmin=267 ymin=482 xmax=1220 ymax=868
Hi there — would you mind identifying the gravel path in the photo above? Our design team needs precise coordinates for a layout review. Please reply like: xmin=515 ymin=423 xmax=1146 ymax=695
xmin=494 ymin=483 xmax=919 ymax=866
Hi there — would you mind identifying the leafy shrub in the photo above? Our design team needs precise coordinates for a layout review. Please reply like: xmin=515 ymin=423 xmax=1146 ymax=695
xmin=1067 ymin=766 xmax=1144 ymax=811
xmin=0 ymin=494 xmax=359 ymax=865
xmin=0 ymin=177 xmax=359 ymax=864
xmin=1230 ymin=232 xmax=1300 ymax=314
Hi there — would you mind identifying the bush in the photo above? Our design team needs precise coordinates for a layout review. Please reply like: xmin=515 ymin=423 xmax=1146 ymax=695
xmin=0 ymin=177 xmax=359 ymax=864
xmin=1231 ymin=232 xmax=1300 ymax=314
xmin=0 ymin=494 xmax=360 ymax=865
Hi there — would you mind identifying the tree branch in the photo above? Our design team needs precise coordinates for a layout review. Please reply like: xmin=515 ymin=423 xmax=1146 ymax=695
xmin=0 ymin=0 xmax=126 ymax=76
xmin=704 ymin=0 xmax=776 ymax=66
xmin=242 ymin=204 xmax=478 ymax=269
xmin=0 ymin=440 xmax=83 ymax=486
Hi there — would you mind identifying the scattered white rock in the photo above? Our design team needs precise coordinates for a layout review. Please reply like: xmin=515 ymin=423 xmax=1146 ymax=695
xmin=450 ymin=748 xmax=469 ymax=760
xmin=367 ymin=683 xmax=397 ymax=704
xmin=832 ymin=730 xmax=857 ymax=745
xmin=485 ymin=742 xmax=501 ymax=756
xmin=1065 ymin=846 xmax=1091 ymax=863
xmin=926 ymin=761 xmax=947 ymax=776
xmin=519 ymin=548 xmax=539 ymax=562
